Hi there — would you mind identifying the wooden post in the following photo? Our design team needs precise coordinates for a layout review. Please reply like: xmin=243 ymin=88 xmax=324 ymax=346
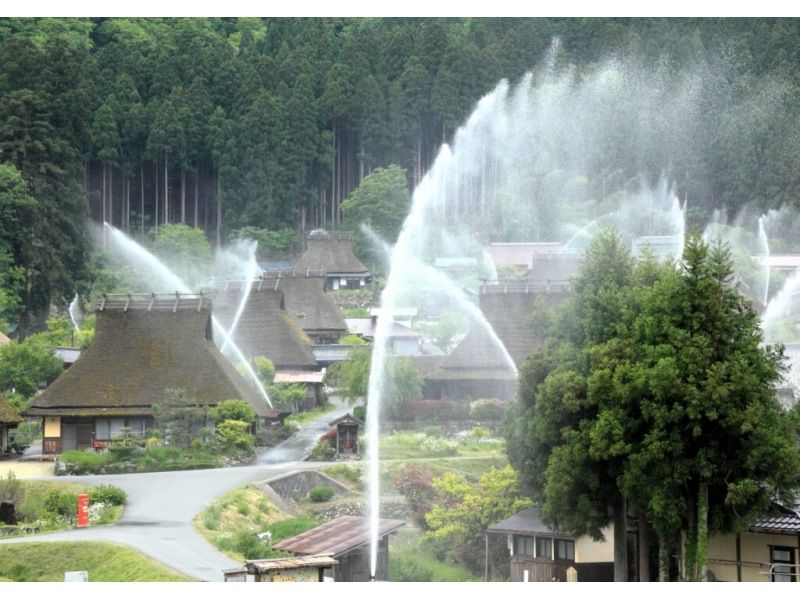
xmin=484 ymin=533 xmax=489 ymax=582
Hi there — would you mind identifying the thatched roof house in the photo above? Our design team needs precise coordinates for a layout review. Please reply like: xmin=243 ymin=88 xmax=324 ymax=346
xmin=214 ymin=282 xmax=318 ymax=371
xmin=264 ymin=271 xmax=347 ymax=343
xmin=424 ymin=283 xmax=569 ymax=400
xmin=27 ymin=293 xmax=270 ymax=453
xmin=295 ymin=230 xmax=370 ymax=291
xmin=0 ymin=393 xmax=22 ymax=453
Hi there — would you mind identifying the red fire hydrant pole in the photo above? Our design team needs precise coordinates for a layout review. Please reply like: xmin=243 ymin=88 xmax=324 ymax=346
xmin=77 ymin=494 xmax=89 ymax=528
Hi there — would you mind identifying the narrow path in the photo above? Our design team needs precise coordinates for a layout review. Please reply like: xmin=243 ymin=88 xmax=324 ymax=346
xmin=0 ymin=400 xmax=353 ymax=581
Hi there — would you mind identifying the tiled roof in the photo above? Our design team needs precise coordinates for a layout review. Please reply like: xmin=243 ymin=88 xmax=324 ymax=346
xmin=245 ymin=555 xmax=337 ymax=573
xmin=488 ymin=507 xmax=567 ymax=536
xmin=312 ymin=344 xmax=355 ymax=363
xmin=274 ymin=516 xmax=404 ymax=557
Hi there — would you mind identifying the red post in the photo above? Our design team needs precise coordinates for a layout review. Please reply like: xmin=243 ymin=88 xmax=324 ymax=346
xmin=77 ymin=493 xmax=89 ymax=528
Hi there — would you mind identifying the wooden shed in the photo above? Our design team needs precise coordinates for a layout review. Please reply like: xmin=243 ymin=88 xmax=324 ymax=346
xmin=224 ymin=555 xmax=338 ymax=582
xmin=274 ymin=515 xmax=404 ymax=581
xmin=328 ymin=413 xmax=364 ymax=457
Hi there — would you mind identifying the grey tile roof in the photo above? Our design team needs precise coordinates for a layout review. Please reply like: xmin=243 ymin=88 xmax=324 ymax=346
xmin=488 ymin=507 xmax=567 ymax=536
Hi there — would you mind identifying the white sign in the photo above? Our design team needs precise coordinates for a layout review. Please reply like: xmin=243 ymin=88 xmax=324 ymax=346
xmin=65 ymin=571 xmax=88 ymax=582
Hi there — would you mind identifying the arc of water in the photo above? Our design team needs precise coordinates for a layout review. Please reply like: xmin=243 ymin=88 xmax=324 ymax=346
xmin=758 ymin=216 xmax=770 ymax=307
xmin=220 ymin=252 xmax=259 ymax=353
xmin=68 ymin=293 xmax=82 ymax=332
xmin=103 ymin=223 xmax=273 ymax=409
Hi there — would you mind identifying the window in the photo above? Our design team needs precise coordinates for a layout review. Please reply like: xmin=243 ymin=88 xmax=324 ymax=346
xmin=536 ymin=537 xmax=552 ymax=559
xmin=513 ymin=535 xmax=534 ymax=556
xmin=555 ymin=539 xmax=575 ymax=561
xmin=109 ymin=418 xmax=126 ymax=439
xmin=95 ymin=418 xmax=110 ymax=440
xmin=771 ymin=546 xmax=795 ymax=582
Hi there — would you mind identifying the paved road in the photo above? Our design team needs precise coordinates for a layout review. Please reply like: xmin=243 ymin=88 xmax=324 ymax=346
xmin=0 ymin=401 xmax=353 ymax=582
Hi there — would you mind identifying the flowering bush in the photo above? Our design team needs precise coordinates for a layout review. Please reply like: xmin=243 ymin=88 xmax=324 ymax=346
xmin=393 ymin=464 xmax=436 ymax=528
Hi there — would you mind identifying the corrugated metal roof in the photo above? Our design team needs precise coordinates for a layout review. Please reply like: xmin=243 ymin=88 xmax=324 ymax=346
xmin=487 ymin=507 xmax=566 ymax=536
xmin=312 ymin=345 xmax=355 ymax=363
xmin=54 ymin=347 xmax=81 ymax=364
xmin=245 ymin=555 xmax=338 ymax=573
xmin=274 ymin=516 xmax=404 ymax=557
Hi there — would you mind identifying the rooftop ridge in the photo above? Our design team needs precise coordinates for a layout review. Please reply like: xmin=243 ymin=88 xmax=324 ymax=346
xmin=480 ymin=280 xmax=572 ymax=294
xmin=94 ymin=292 xmax=210 ymax=312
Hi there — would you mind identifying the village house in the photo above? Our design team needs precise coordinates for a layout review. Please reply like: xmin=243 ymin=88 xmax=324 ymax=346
xmin=26 ymin=293 xmax=272 ymax=454
xmin=0 ymin=393 xmax=22 ymax=454
xmin=213 ymin=282 xmax=318 ymax=372
xmin=273 ymin=515 xmax=405 ymax=581
xmin=424 ymin=282 xmax=568 ymax=400
xmin=295 ymin=229 xmax=371 ymax=291
xmin=345 ymin=312 xmax=422 ymax=356
xmin=266 ymin=271 xmax=347 ymax=344
xmin=489 ymin=503 xmax=800 ymax=582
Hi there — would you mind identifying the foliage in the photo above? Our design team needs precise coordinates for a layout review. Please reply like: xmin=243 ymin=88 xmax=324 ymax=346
xmin=419 ymin=312 xmax=468 ymax=353
xmin=268 ymin=382 xmax=307 ymax=412
xmin=340 ymin=333 xmax=368 ymax=345
xmin=389 ymin=527 xmax=477 ymax=582
xmin=57 ymin=450 xmax=117 ymax=475
xmin=150 ymin=223 xmax=212 ymax=286
xmin=253 ymin=356 xmax=276 ymax=385
xmin=327 ymin=345 xmax=371 ymax=403
xmin=151 ymin=389 xmax=211 ymax=450
xmin=425 ymin=465 xmax=532 ymax=574
xmin=321 ymin=463 xmax=364 ymax=490
xmin=209 ymin=399 xmax=256 ymax=424
xmin=0 ymin=337 xmax=63 ymax=397
xmin=309 ymin=485 xmax=335 ymax=502
xmin=308 ymin=437 xmax=337 ymax=461
xmin=230 ymin=227 xmax=296 ymax=257
xmin=391 ymin=399 xmax=470 ymax=422
xmin=284 ymin=402 xmax=334 ymax=427
xmin=468 ymin=398 xmax=508 ymax=421
xmin=352 ymin=405 xmax=366 ymax=420
xmin=393 ymin=464 xmax=436 ymax=528
xmin=89 ymin=485 xmax=128 ymax=506
xmin=214 ymin=419 xmax=254 ymax=455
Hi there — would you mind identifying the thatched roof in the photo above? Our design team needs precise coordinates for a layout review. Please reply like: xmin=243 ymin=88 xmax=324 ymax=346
xmin=214 ymin=283 xmax=318 ymax=370
xmin=27 ymin=294 xmax=271 ymax=417
xmin=0 ymin=394 xmax=22 ymax=424
xmin=427 ymin=285 xmax=569 ymax=382
xmin=295 ymin=230 xmax=368 ymax=275
xmin=264 ymin=271 xmax=347 ymax=334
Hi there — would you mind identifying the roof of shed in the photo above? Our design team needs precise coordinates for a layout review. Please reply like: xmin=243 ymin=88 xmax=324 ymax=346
xmin=0 ymin=394 xmax=22 ymax=424
xmin=245 ymin=555 xmax=338 ymax=573
xmin=487 ymin=507 xmax=568 ymax=537
xmin=274 ymin=516 xmax=404 ymax=557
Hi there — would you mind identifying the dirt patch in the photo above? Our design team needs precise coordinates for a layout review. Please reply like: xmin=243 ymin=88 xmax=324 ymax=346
xmin=0 ymin=461 xmax=54 ymax=479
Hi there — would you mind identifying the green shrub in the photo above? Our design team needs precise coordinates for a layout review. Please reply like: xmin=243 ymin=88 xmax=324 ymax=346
xmin=323 ymin=463 xmax=364 ymax=489
xmin=468 ymin=398 xmax=508 ymax=421
xmin=57 ymin=450 xmax=117 ymax=475
xmin=233 ymin=531 xmax=273 ymax=559
xmin=308 ymin=438 xmax=337 ymax=461
xmin=353 ymin=405 xmax=366 ymax=421
xmin=309 ymin=486 xmax=334 ymax=503
xmin=0 ymin=472 xmax=24 ymax=505
xmin=264 ymin=517 xmax=319 ymax=542
xmin=89 ymin=485 xmax=127 ymax=506
xmin=215 ymin=419 xmax=254 ymax=454
xmin=209 ymin=400 xmax=256 ymax=424
xmin=255 ymin=425 xmax=293 ymax=447
xmin=391 ymin=555 xmax=434 ymax=581
xmin=44 ymin=490 xmax=77 ymax=517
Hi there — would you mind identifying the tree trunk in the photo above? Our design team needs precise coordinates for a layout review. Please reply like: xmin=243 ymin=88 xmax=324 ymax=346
xmin=102 ymin=162 xmax=107 ymax=225
xmin=164 ymin=151 xmax=169 ymax=225
xmin=215 ymin=167 xmax=222 ymax=249
xmin=685 ymin=490 xmax=697 ymax=581
xmin=154 ymin=158 xmax=159 ymax=230
xmin=194 ymin=161 xmax=199 ymax=228
xmin=696 ymin=482 xmax=709 ymax=582
xmin=658 ymin=534 xmax=670 ymax=582
xmin=109 ymin=166 xmax=113 ymax=227
xmin=181 ymin=167 xmax=186 ymax=223
xmin=330 ymin=122 xmax=336 ymax=229
xmin=140 ymin=164 xmax=145 ymax=236
xmin=638 ymin=509 xmax=650 ymax=582
xmin=614 ymin=496 xmax=628 ymax=582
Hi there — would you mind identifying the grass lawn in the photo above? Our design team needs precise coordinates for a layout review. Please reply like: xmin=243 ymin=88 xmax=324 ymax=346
xmin=389 ymin=527 xmax=477 ymax=582
xmin=0 ymin=479 xmax=125 ymax=535
xmin=285 ymin=403 xmax=335 ymax=427
xmin=0 ymin=542 xmax=190 ymax=581
xmin=193 ymin=485 xmax=318 ymax=561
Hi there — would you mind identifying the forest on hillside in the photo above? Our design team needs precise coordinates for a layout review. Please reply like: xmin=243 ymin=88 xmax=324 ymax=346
xmin=1 ymin=17 xmax=800 ymax=332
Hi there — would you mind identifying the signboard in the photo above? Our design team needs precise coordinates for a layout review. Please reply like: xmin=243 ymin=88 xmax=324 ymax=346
xmin=77 ymin=493 xmax=89 ymax=528
xmin=65 ymin=571 xmax=88 ymax=582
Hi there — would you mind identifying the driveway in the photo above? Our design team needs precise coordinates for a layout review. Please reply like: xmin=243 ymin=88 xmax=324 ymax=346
xmin=0 ymin=400 xmax=354 ymax=581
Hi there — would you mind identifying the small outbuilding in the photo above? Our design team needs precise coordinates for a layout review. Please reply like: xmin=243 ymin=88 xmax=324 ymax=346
xmin=224 ymin=555 xmax=338 ymax=582
xmin=328 ymin=413 xmax=364 ymax=457
xmin=0 ymin=394 xmax=22 ymax=454
xmin=274 ymin=515 xmax=405 ymax=581
xmin=295 ymin=230 xmax=371 ymax=291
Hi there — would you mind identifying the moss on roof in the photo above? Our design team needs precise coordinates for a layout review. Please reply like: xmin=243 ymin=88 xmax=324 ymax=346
xmin=28 ymin=301 xmax=271 ymax=417
xmin=295 ymin=230 xmax=368 ymax=274
xmin=214 ymin=285 xmax=318 ymax=370
xmin=0 ymin=394 xmax=22 ymax=424
xmin=267 ymin=273 xmax=347 ymax=334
